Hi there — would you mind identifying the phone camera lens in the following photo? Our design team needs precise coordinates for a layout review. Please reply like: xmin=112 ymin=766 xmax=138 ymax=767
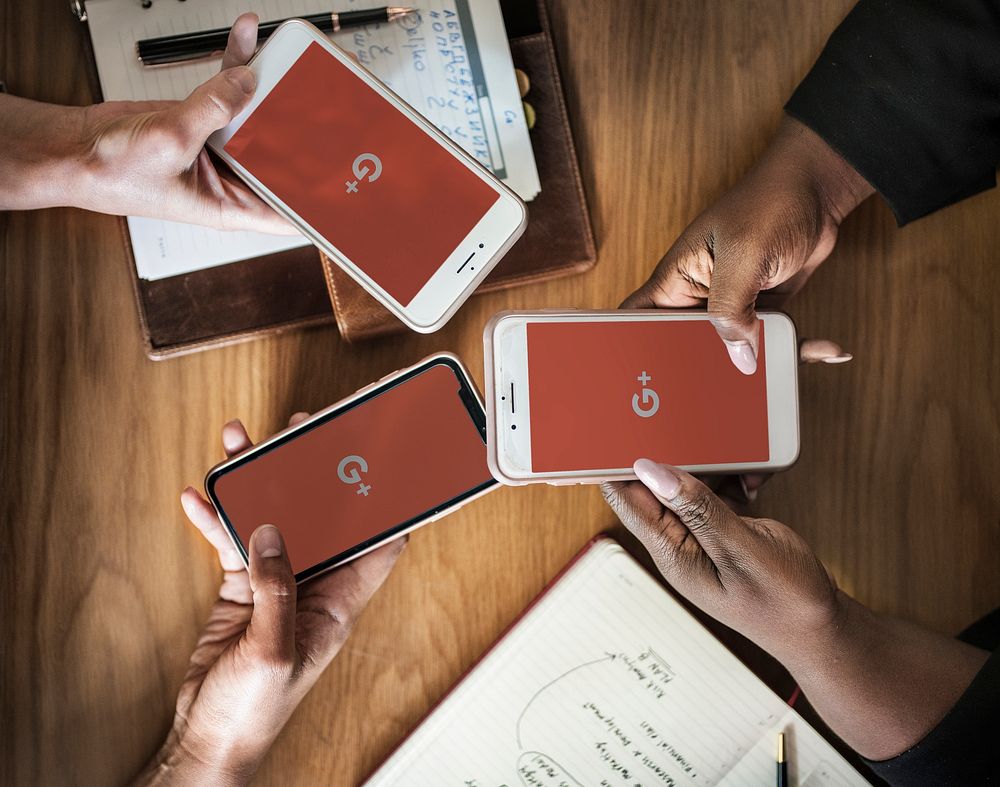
xmin=511 ymin=424 xmax=517 ymax=430
xmin=478 ymin=243 xmax=485 ymax=249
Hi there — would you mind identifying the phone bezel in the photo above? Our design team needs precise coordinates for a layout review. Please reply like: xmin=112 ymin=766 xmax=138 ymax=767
xmin=204 ymin=354 xmax=496 ymax=583
xmin=206 ymin=20 xmax=527 ymax=334
xmin=485 ymin=310 xmax=800 ymax=483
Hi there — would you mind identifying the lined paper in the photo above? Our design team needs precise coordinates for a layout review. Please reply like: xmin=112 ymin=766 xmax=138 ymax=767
xmin=366 ymin=540 xmax=868 ymax=786
xmin=84 ymin=0 xmax=538 ymax=281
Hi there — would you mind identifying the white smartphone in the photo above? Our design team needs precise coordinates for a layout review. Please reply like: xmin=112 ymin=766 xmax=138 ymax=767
xmin=483 ymin=310 xmax=800 ymax=484
xmin=205 ymin=353 xmax=496 ymax=583
xmin=207 ymin=20 xmax=527 ymax=333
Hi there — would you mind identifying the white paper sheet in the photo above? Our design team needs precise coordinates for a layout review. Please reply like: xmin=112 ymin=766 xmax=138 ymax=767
xmin=84 ymin=0 xmax=539 ymax=281
xmin=366 ymin=540 xmax=869 ymax=787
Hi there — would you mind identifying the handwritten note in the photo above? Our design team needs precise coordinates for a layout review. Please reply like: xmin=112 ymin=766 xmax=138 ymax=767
xmin=337 ymin=1 xmax=539 ymax=200
xmin=365 ymin=541 xmax=869 ymax=786
xmin=84 ymin=0 xmax=537 ymax=280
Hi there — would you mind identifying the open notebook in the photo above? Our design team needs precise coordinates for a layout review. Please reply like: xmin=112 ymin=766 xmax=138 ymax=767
xmin=82 ymin=0 xmax=539 ymax=281
xmin=366 ymin=539 xmax=869 ymax=786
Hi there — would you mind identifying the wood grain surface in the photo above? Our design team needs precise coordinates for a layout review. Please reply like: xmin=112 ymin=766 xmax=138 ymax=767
xmin=3 ymin=1 xmax=998 ymax=784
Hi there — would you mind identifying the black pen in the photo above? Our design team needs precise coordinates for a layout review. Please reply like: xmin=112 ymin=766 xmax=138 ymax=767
xmin=777 ymin=732 xmax=788 ymax=787
xmin=136 ymin=6 xmax=416 ymax=66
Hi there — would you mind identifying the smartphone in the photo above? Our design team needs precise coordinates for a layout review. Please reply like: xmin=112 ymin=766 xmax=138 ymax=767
xmin=205 ymin=354 xmax=496 ymax=582
xmin=483 ymin=310 xmax=800 ymax=484
xmin=207 ymin=20 xmax=527 ymax=333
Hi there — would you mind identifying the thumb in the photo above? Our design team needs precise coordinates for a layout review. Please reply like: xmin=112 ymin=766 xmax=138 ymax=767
xmin=246 ymin=524 xmax=297 ymax=666
xmin=164 ymin=67 xmax=256 ymax=161
xmin=706 ymin=253 xmax=767 ymax=375
xmin=222 ymin=13 xmax=259 ymax=70
xmin=632 ymin=459 xmax=744 ymax=557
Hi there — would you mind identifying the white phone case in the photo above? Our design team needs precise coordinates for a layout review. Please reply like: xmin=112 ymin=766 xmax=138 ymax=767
xmin=207 ymin=20 xmax=527 ymax=334
xmin=483 ymin=309 xmax=800 ymax=486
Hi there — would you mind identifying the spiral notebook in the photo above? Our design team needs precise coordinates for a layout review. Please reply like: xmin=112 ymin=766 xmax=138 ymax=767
xmin=366 ymin=538 xmax=869 ymax=786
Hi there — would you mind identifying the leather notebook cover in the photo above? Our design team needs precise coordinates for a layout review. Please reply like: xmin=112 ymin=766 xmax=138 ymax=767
xmin=323 ymin=0 xmax=597 ymax=342
xmin=126 ymin=235 xmax=334 ymax=359
xmin=93 ymin=0 xmax=593 ymax=357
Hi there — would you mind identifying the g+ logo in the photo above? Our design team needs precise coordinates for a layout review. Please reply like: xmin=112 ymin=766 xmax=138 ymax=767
xmin=337 ymin=454 xmax=371 ymax=497
xmin=632 ymin=371 xmax=660 ymax=418
xmin=345 ymin=153 xmax=382 ymax=195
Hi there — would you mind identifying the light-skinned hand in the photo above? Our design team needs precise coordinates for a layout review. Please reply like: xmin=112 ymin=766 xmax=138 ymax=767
xmin=1 ymin=14 xmax=293 ymax=234
xmin=134 ymin=413 xmax=405 ymax=786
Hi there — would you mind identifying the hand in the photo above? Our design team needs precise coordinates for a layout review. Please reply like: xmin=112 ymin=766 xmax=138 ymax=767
xmin=602 ymin=460 xmax=840 ymax=660
xmin=0 ymin=14 xmax=292 ymax=234
xmin=624 ymin=116 xmax=874 ymax=374
xmin=603 ymin=461 xmax=991 ymax=762
xmin=135 ymin=414 xmax=405 ymax=786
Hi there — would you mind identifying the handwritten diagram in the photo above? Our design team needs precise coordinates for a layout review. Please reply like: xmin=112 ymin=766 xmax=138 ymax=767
xmin=365 ymin=545 xmax=867 ymax=787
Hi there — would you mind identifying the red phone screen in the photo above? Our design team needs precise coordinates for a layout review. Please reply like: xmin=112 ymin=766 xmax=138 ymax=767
xmin=526 ymin=320 xmax=769 ymax=471
xmin=225 ymin=41 xmax=499 ymax=306
xmin=210 ymin=363 xmax=491 ymax=576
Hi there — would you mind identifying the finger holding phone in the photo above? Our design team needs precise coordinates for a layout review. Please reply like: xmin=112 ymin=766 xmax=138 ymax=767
xmin=133 ymin=413 xmax=404 ymax=786
xmin=624 ymin=116 xmax=874 ymax=374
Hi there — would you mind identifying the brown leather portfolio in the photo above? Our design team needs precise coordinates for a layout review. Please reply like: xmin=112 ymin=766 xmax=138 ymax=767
xmin=95 ymin=0 xmax=593 ymax=357
xmin=323 ymin=1 xmax=597 ymax=342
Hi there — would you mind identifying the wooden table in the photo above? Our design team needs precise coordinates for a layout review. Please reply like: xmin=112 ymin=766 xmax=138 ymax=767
xmin=4 ymin=1 xmax=999 ymax=784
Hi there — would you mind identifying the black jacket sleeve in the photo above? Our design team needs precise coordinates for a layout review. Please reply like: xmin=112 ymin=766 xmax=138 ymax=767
xmin=785 ymin=0 xmax=1000 ymax=225
xmin=864 ymin=608 xmax=1000 ymax=785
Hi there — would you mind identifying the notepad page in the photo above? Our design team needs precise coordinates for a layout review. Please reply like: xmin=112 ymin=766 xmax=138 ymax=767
xmin=84 ymin=0 xmax=538 ymax=281
xmin=366 ymin=540 xmax=868 ymax=786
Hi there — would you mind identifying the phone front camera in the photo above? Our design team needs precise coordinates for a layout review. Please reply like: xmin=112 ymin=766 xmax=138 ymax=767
xmin=511 ymin=424 xmax=517 ymax=430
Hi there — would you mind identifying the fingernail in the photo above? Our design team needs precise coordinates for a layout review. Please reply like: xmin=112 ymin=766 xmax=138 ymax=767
xmin=634 ymin=459 xmax=682 ymax=501
xmin=254 ymin=524 xmax=282 ymax=558
xmin=738 ymin=475 xmax=758 ymax=502
xmin=822 ymin=353 xmax=853 ymax=364
xmin=725 ymin=341 xmax=757 ymax=375
xmin=229 ymin=66 xmax=256 ymax=94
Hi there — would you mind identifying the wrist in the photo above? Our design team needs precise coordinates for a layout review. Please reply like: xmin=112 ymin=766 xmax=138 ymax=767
xmin=133 ymin=723 xmax=264 ymax=787
xmin=770 ymin=590 xmax=873 ymax=678
xmin=773 ymin=115 xmax=875 ymax=225
xmin=0 ymin=95 xmax=92 ymax=211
